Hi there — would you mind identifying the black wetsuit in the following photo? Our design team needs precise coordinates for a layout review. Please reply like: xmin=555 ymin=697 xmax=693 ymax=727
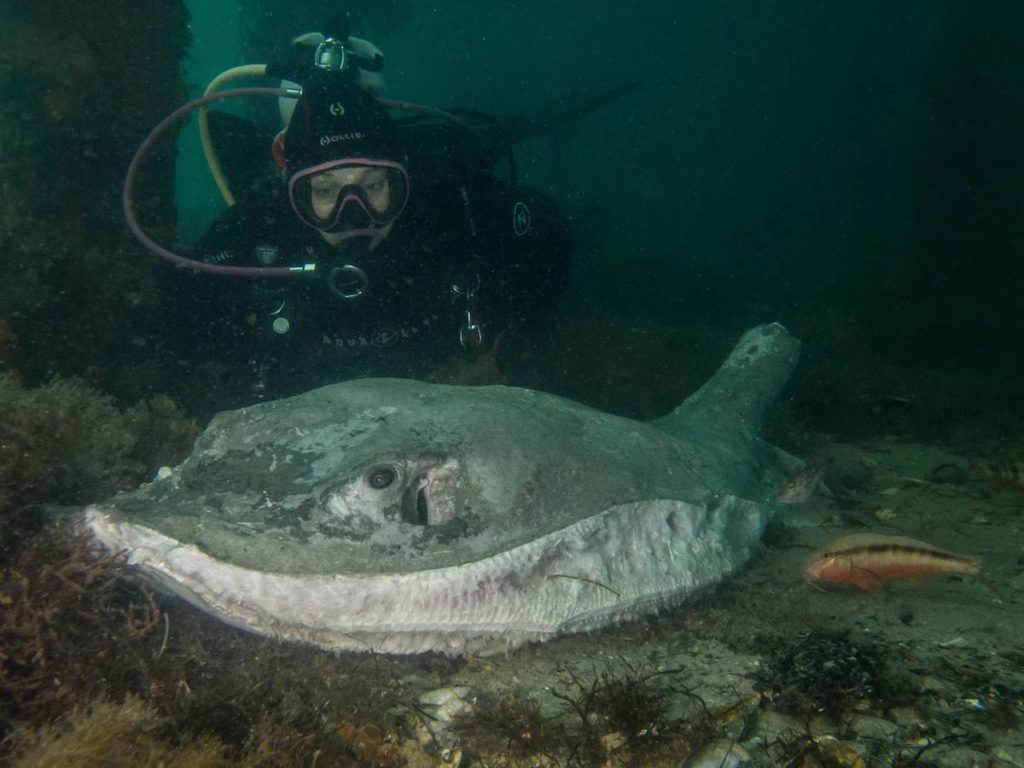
xmin=166 ymin=121 xmax=571 ymax=410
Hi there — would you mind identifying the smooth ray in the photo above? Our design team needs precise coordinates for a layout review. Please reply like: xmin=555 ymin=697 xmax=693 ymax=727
xmin=85 ymin=323 xmax=801 ymax=655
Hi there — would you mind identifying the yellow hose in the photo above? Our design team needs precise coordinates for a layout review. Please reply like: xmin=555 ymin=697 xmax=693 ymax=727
xmin=199 ymin=64 xmax=269 ymax=206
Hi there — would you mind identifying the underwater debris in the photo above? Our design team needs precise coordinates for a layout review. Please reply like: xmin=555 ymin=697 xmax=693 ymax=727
xmin=451 ymin=693 xmax=576 ymax=766
xmin=414 ymin=686 xmax=475 ymax=748
xmin=5 ymin=696 xmax=226 ymax=768
xmin=335 ymin=722 xmax=405 ymax=767
xmin=7 ymin=695 xmax=421 ymax=768
xmin=754 ymin=631 xmax=910 ymax=718
xmin=451 ymin=659 xmax=724 ymax=767
xmin=0 ymin=374 xmax=197 ymax=533
xmin=760 ymin=727 xmax=871 ymax=768
xmin=550 ymin=661 xmax=685 ymax=748
xmin=682 ymin=738 xmax=752 ymax=768
xmin=0 ymin=526 xmax=162 ymax=730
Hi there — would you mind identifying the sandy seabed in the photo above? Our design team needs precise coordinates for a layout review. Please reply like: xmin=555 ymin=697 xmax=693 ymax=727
xmin=5 ymin=438 xmax=1023 ymax=768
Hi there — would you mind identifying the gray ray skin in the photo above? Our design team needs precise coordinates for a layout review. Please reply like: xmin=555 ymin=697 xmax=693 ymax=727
xmin=85 ymin=323 xmax=800 ymax=656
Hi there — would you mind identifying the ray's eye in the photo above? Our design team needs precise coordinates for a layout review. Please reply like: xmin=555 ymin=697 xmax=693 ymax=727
xmin=367 ymin=466 xmax=396 ymax=489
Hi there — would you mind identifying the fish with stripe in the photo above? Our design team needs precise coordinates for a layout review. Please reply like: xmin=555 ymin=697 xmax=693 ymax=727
xmin=802 ymin=533 xmax=980 ymax=593
xmin=970 ymin=461 xmax=1024 ymax=494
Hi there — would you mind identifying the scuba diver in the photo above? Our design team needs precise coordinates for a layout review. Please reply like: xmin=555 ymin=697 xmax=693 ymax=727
xmin=125 ymin=22 xmax=639 ymax=413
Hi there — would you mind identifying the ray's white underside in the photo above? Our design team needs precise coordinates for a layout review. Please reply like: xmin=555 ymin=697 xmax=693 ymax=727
xmin=86 ymin=495 xmax=768 ymax=656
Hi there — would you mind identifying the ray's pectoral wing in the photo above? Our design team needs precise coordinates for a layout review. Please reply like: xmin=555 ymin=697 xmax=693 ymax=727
xmin=80 ymin=324 xmax=804 ymax=656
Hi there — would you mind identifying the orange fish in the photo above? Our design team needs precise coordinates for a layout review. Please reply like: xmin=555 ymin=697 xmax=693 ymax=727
xmin=970 ymin=461 xmax=1024 ymax=494
xmin=802 ymin=533 xmax=980 ymax=593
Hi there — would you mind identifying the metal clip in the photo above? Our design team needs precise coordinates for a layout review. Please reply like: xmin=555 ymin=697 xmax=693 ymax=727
xmin=452 ymin=275 xmax=483 ymax=349
xmin=451 ymin=273 xmax=481 ymax=302
xmin=459 ymin=312 xmax=483 ymax=349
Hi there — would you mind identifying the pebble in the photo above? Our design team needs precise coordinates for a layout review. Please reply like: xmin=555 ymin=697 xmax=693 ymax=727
xmin=814 ymin=735 xmax=866 ymax=768
xmin=849 ymin=714 xmax=898 ymax=741
xmin=990 ymin=746 xmax=1024 ymax=768
xmin=684 ymin=739 xmax=751 ymax=768
xmin=414 ymin=686 xmax=474 ymax=747
xmin=927 ymin=463 xmax=969 ymax=485
xmin=919 ymin=675 xmax=960 ymax=702
xmin=751 ymin=710 xmax=804 ymax=742
xmin=889 ymin=707 xmax=932 ymax=735
xmin=930 ymin=745 xmax=994 ymax=768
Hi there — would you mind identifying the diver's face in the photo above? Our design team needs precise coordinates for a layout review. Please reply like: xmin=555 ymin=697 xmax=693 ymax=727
xmin=309 ymin=166 xmax=392 ymax=221
xmin=289 ymin=158 xmax=409 ymax=247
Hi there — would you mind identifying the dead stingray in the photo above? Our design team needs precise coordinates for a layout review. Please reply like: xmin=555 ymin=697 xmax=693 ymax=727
xmin=86 ymin=323 xmax=801 ymax=655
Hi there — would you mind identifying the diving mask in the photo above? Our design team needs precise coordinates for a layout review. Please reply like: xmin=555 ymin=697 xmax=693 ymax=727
xmin=288 ymin=158 xmax=409 ymax=236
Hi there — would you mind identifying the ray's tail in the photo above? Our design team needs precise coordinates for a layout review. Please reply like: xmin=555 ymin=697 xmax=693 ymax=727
xmin=655 ymin=323 xmax=801 ymax=436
